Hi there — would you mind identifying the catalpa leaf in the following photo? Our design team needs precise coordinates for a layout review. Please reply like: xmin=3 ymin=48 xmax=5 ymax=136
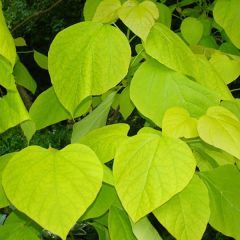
xmin=2 ymin=145 xmax=103 ymax=239
xmin=154 ymin=175 xmax=210 ymax=240
xmin=49 ymin=22 xmax=131 ymax=115
xmin=118 ymin=0 xmax=159 ymax=40
xmin=113 ymin=133 xmax=196 ymax=222
xmin=198 ymin=106 xmax=240 ymax=159
xmin=200 ymin=165 xmax=240 ymax=239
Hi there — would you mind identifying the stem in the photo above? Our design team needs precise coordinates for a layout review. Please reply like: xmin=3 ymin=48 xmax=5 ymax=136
xmin=126 ymin=28 xmax=130 ymax=40
xmin=231 ymin=88 xmax=240 ymax=92
xmin=17 ymin=50 xmax=34 ymax=54
xmin=130 ymin=48 xmax=144 ymax=67
xmin=129 ymin=35 xmax=137 ymax=43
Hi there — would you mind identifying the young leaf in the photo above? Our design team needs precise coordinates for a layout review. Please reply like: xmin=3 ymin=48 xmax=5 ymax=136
xmin=83 ymin=0 xmax=102 ymax=20
xmin=48 ymin=22 xmax=131 ymax=115
xmin=198 ymin=106 xmax=240 ymax=159
xmin=79 ymin=123 xmax=130 ymax=163
xmin=156 ymin=3 xmax=171 ymax=28
xmin=118 ymin=0 xmax=159 ymax=40
xmin=20 ymin=120 xmax=36 ymax=144
xmin=200 ymin=165 xmax=240 ymax=239
xmin=2 ymin=144 xmax=103 ymax=239
xmin=154 ymin=175 xmax=209 ymax=240
xmin=92 ymin=222 xmax=110 ymax=240
xmin=14 ymin=37 xmax=27 ymax=47
xmin=130 ymin=59 xmax=220 ymax=127
xmin=33 ymin=50 xmax=48 ymax=70
xmin=162 ymin=107 xmax=198 ymax=139
xmin=93 ymin=0 xmax=121 ymax=23
xmin=213 ymin=0 xmax=240 ymax=48
xmin=108 ymin=205 xmax=137 ymax=240
xmin=180 ymin=17 xmax=203 ymax=45
xmin=113 ymin=133 xmax=196 ymax=222
xmin=0 ymin=212 xmax=41 ymax=240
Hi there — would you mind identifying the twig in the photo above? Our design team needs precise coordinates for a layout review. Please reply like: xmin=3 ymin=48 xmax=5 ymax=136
xmin=12 ymin=0 xmax=64 ymax=33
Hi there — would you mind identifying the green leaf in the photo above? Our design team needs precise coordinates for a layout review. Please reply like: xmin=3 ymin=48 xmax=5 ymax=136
xmin=156 ymin=3 xmax=171 ymax=28
xmin=0 ymin=212 xmax=41 ymax=240
xmin=71 ymin=92 xmax=116 ymax=143
xmin=82 ymin=184 xmax=118 ymax=220
xmin=198 ymin=106 xmax=240 ymax=159
xmin=2 ymin=144 xmax=103 ymax=239
xmin=0 ymin=5 xmax=16 ymax=66
xmin=20 ymin=120 xmax=36 ymax=144
xmin=113 ymin=133 xmax=196 ymax=222
xmin=180 ymin=17 xmax=203 ymax=45
xmin=220 ymin=99 xmax=240 ymax=119
xmin=209 ymin=53 xmax=240 ymax=84
xmin=13 ymin=61 xmax=37 ymax=94
xmin=103 ymin=165 xmax=114 ymax=186
xmin=79 ymin=124 xmax=129 ymax=163
xmin=154 ymin=175 xmax=210 ymax=240
xmin=108 ymin=205 xmax=137 ymax=240
xmin=33 ymin=50 xmax=48 ymax=70
xmin=83 ymin=0 xmax=102 ymax=20
xmin=0 ymin=153 xmax=14 ymax=208
xmin=145 ymin=23 xmax=198 ymax=77
xmin=131 ymin=217 xmax=162 ymax=240
xmin=162 ymin=107 xmax=198 ymax=139
xmin=93 ymin=0 xmax=121 ymax=23
xmin=92 ymin=222 xmax=110 ymax=240
xmin=200 ymin=165 xmax=240 ymax=239
xmin=48 ymin=22 xmax=131 ymax=115
xmin=29 ymin=87 xmax=91 ymax=130
xmin=14 ymin=37 xmax=27 ymax=47
xmin=130 ymin=59 xmax=220 ymax=127
xmin=213 ymin=0 xmax=240 ymax=48
xmin=118 ymin=0 xmax=159 ymax=40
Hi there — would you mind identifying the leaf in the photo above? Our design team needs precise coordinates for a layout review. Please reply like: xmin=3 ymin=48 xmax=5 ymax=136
xmin=71 ymin=92 xmax=115 ymax=143
xmin=113 ymin=133 xmax=196 ymax=222
xmin=154 ymin=175 xmax=210 ymax=240
xmin=0 ymin=212 xmax=41 ymax=240
xmin=162 ymin=107 xmax=198 ymax=139
xmin=29 ymin=87 xmax=91 ymax=130
xmin=200 ymin=165 xmax=240 ymax=239
xmin=198 ymin=106 xmax=240 ymax=159
xmin=137 ymin=127 xmax=162 ymax=136
xmin=33 ymin=50 xmax=48 ymax=70
xmin=92 ymin=222 xmax=110 ymax=240
xmin=213 ymin=0 xmax=240 ymax=48
xmin=145 ymin=23 xmax=198 ymax=77
xmin=108 ymin=205 xmax=137 ymax=240
xmin=118 ymin=0 xmax=159 ymax=40
xmin=83 ymin=0 xmax=103 ymax=20
xmin=0 ymin=4 xmax=16 ymax=66
xmin=220 ymin=99 xmax=240 ymax=120
xmin=180 ymin=17 xmax=203 ymax=45
xmin=131 ymin=217 xmax=162 ymax=240
xmin=0 ymin=153 xmax=14 ymax=208
xmin=130 ymin=59 xmax=220 ymax=127
xmin=79 ymin=124 xmax=129 ymax=163
xmin=13 ymin=61 xmax=37 ymax=94
xmin=48 ymin=22 xmax=131 ymax=115
xmin=209 ymin=53 xmax=240 ymax=84
xmin=0 ymin=55 xmax=15 ymax=90
xmin=103 ymin=165 xmax=114 ymax=186
xmin=2 ymin=144 xmax=103 ymax=239
xmin=156 ymin=3 xmax=171 ymax=28
xmin=14 ymin=37 xmax=27 ymax=47
xmin=20 ymin=120 xmax=36 ymax=144
xmin=82 ymin=184 xmax=118 ymax=220
xmin=93 ymin=0 xmax=121 ymax=23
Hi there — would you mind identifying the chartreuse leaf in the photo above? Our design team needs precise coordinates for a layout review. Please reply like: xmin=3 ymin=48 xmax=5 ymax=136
xmin=220 ymin=99 xmax=240 ymax=119
xmin=29 ymin=87 xmax=91 ymax=130
xmin=145 ymin=23 xmax=198 ymax=77
xmin=14 ymin=61 xmax=37 ymax=94
xmin=0 ymin=55 xmax=15 ymax=90
xmin=137 ymin=127 xmax=162 ymax=136
xmin=198 ymin=106 xmax=240 ymax=159
xmin=79 ymin=124 xmax=129 ymax=163
xmin=180 ymin=17 xmax=203 ymax=45
xmin=113 ymin=133 xmax=196 ymax=222
xmin=103 ymin=165 xmax=114 ymax=186
xmin=48 ymin=22 xmax=131 ymax=115
xmin=213 ymin=0 xmax=240 ymax=48
xmin=93 ymin=0 xmax=121 ymax=23
xmin=200 ymin=165 xmax=240 ymax=239
xmin=83 ymin=0 xmax=102 ymax=20
xmin=156 ymin=3 xmax=171 ymax=28
xmin=82 ymin=184 xmax=118 ymax=220
xmin=0 ymin=153 xmax=14 ymax=208
xmin=71 ymin=92 xmax=116 ymax=143
xmin=162 ymin=107 xmax=198 ymax=139
xmin=154 ymin=175 xmax=209 ymax=240
xmin=33 ymin=50 xmax=48 ymax=70
xmin=0 ymin=2 xmax=16 ymax=66
xmin=209 ymin=53 xmax=240 ymax=84
xmin=2 ymin=144 xmax=103 ymax=239
xmin=108 ymin=205 xmax=137 ymax=240
xmin=14 ymin=37 xmax=27 ymax=47
xmin=0 ymin=211 xmax=41 ymax=240
xmin=131 ymin=217 xmax=162 ymax=240
xmin=130 ymin=59 xmax=220 ymax=127
xmin=118 ymin=0 xmax=159 ymax=40
xmin=20 ymin=120 xmax=36 ymax=143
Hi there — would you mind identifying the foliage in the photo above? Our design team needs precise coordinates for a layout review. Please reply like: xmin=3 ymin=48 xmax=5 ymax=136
xmin=0 ymin=0 xmax=240 ymax=239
